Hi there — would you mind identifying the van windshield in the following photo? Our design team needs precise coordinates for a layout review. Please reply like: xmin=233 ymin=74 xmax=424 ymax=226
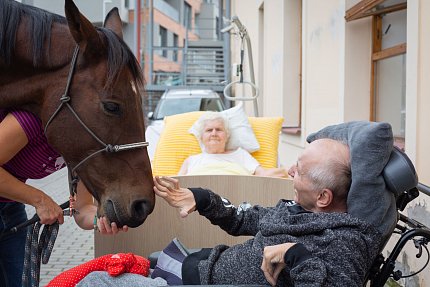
xmin=154 ymin=98 xmax=224 ymax=119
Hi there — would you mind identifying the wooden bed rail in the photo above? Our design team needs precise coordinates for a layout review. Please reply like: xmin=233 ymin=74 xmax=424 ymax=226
xmin=95 ymin=175 xmax=294 ymax=258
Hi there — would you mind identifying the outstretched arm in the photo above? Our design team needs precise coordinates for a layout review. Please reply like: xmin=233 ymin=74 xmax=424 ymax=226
xmin=0 ymin=167 xmax=64 ymax=225
xmin=0 ymin=113 xmax=63 ymax=225
xmin=178 ymin=157 xmax=190 ymax=175
xmin=155 ymin=176 xmax=270 ymax=237
xmin=153 ymin=176 xmax=196 ymax=217
xmin=254 ymin=166 xmax=289 ymax=178
xmin=73 ymin=181 xmax=128 ymax=234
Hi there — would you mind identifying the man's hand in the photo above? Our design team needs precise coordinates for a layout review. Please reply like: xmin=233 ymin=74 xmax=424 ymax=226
xmin=261 ymin=242 xmax=296 ymax=286
xmin=153 ymin=176 xmax=196 ymax=218
xmin=96 ymin=216 xmax=129 ymax=235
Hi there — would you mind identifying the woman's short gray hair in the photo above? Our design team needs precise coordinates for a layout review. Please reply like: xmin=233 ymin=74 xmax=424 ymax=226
xmin=194 ymin=112 xmax=230 ymax=141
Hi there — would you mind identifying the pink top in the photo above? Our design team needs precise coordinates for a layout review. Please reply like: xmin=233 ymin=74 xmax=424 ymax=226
xmin=0 ymin=109 xmax=65 ymax=202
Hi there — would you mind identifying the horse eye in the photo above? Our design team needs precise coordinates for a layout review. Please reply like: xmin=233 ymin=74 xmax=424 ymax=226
xmin=102 ymin=102 xmax=121 ymax=115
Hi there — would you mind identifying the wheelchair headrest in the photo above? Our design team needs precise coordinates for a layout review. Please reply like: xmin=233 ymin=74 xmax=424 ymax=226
xmin=382 ymin=146 xmax=418 ymax=198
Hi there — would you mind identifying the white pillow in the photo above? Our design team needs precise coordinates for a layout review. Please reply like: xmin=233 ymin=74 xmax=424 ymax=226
xmin=189 ymin=103 xmax=260 ymax=153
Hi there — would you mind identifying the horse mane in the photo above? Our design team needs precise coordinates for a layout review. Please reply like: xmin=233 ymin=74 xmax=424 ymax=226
xmin=99 ymin=27 xmax=144 ymax=89
xmin=0 ymin=0 xmax=143 ymax=89
xmin=0 ymin=0 xmax=66 ymax=67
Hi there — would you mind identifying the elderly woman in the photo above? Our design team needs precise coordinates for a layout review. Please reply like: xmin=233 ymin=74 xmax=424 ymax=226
xmin=178 ymin=112 xmax=288 ymax=177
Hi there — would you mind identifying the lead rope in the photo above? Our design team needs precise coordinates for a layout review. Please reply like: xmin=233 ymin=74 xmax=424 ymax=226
xmin=22 ymin=222 xmax=59 ymax=287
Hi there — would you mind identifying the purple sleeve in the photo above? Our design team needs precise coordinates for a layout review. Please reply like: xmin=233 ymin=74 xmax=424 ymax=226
xmin=9 ymin=109 xmax=42 ymax=142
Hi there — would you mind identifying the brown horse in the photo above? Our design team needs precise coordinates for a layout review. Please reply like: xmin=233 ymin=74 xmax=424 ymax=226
xmin=0 ymin=0 xmax=154 ymax=228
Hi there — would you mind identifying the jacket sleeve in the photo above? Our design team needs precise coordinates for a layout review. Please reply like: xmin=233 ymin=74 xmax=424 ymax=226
xmin=190 ymin=188 xmax=271 ymax=236
xmin=287 ymin=238 xmax=368 ymax=287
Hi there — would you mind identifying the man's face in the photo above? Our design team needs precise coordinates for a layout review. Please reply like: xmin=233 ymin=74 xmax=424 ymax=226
xmin=288 ymin=156 xmax=320 ymax=211
xmin=287 ymin=139 xmax=334 ymax=211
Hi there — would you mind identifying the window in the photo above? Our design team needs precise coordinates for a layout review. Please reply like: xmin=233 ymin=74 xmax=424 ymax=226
xmin=173 ymin=33 xmax=178 ymax=62
xmin=160 ymin=26 xmax=168 ymax=58
xmin=282 ymin=0 xmax=302 ymax=133
xmin=374 ymin=9 xmax=406 ymax=149
xmin=376 ymin=54 xmax=406 ymax=146
xmin=184 ymin=2 xmax=192 ymax=29
xmin=346 ymin=0 xmax=407 ymax=149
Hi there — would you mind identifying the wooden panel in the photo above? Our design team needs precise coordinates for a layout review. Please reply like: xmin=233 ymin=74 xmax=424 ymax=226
xmin=355 ymin=3 xmax=407 ymax=21
xmin=372 ymin=43 xmax=407 ymax=61
xmin=369 ymin=15 xmax=383 ymax=121
xmin=95 ymin=175 xmax=294 ymax=258
xmin=345 ymin=0 xmax=385 ymax=22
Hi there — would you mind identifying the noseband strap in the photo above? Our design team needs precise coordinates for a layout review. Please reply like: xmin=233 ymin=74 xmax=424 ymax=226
xmin=44 ymin=45 xmax=149 ymax=198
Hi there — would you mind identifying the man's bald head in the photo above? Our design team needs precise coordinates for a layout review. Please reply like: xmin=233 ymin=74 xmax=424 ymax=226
xmin=302 ymin=139 xmax=351 ymax=206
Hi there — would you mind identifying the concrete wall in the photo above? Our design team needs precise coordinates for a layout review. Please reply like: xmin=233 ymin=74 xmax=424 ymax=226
xmin=232 ymin=0 xmax=430 ymax=285
xmin=396 ymin=1 xmax=430 ymax=285
xmin=231 ymin=0 xmax=354 ymax=164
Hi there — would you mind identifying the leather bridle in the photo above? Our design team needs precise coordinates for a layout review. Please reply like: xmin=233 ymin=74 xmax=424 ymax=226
xmin=44 ymin=45 xmax=149 ymax=204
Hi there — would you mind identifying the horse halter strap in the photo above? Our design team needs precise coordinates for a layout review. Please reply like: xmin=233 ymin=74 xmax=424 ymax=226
xmin=44 ymin=45 xmax=149 ymax=199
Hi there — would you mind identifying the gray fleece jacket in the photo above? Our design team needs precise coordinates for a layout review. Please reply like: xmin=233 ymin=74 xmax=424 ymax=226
xmin=188 ymin=189 xmax=382 ymax=286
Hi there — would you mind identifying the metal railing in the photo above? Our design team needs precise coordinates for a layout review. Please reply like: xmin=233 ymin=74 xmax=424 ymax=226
xmin=144 ymin=0 xmax=231 ymax=93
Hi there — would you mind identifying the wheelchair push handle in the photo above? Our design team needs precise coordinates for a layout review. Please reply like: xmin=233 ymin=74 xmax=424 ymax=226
xmin=417 ymin=182 xmax=430 ymax=197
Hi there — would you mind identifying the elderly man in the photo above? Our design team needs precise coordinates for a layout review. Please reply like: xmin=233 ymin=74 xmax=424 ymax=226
xmin=154 ymin=134 xmax=385 ymax=286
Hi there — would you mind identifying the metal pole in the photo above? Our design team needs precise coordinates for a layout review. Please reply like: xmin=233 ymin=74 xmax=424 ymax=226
xmin=134 ymin=0 xmax=138 ymax=58
xmin=231 ymin=16 xmax=258 ymax=116
xmin=418 ymin=182 xmax=430 ymax=197
xmin=148 ymin=0 xmax=154 ymax=85
xmin=223 ymin=0 xmax=231 ymax=108
xmin=183 ymin=5 xmax=189 ymax=87
xmin=217 ymin=0 xmax=222 ymax=40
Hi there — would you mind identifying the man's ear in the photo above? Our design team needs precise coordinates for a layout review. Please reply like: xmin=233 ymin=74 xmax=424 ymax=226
xmin=316 ymin=189 xmax=333 ymax=208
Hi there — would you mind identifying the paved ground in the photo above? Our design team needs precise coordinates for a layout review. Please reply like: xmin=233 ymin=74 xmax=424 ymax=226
xmin=26 ymin=168 xmax=94 ymax=286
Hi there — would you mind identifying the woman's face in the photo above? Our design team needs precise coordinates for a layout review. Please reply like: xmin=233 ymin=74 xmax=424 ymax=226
xmin=201 ymin=119 xmax=228 ymax=153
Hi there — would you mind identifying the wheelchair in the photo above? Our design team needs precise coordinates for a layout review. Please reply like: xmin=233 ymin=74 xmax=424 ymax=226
xmin=148 ymin=147 xmax=430 ymax=287
xmin=365 ymin=147 xmax=430 ymax=286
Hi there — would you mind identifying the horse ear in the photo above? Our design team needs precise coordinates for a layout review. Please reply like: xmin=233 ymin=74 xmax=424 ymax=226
xmin=104 ymin=8 xmax=124 ymax=39
xmin=65 ymin=0 xmax=103 ymax=55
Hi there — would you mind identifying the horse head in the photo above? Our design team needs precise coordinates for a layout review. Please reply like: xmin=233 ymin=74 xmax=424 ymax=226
xmin=42 ymin=0 xmax=154 ymax=227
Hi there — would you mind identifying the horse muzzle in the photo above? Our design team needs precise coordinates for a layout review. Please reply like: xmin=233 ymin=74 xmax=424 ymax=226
xmin=103 ymin=198 xmax=154 ymax=228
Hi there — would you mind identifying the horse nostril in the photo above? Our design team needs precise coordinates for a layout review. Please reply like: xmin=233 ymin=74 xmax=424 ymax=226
xmin=132 ymin=200 xmax=149 ymax=220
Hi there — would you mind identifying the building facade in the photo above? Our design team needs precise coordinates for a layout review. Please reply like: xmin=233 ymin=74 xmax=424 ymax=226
xmin=230 ymin=0 xmax=430 ymax=285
